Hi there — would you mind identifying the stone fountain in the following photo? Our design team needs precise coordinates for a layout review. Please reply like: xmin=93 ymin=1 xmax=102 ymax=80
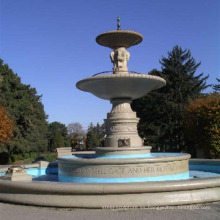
xmin=0 ymin=19 xmax=219 ymax=208
xmin=58 ymin=19 xmax=190 ymax=183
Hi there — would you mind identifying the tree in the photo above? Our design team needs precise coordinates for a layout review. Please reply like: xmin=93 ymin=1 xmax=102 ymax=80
xmin=86 ymin=129 xmax=99 ymax=150
xmin=48 ymin=121 xmax=68 ymax=137
xmin=0 ymin=59 xmax=48 ymax=158
xmin=213 ymin=78 xmax=220 ymax=92
xmin=184 ymin=94 xmax=220 ymax=159
xmin=132 ymin=46 xmax=209 ymax=152
xmin=50 ymin=131 xmax=65 ymax=151
xmin=67 ymin=122 xmax=84 ymax=135
xmin=67 ymin=122 xmax=85 ymax=148
xmin=48 ymin=121 xmax=70 ymax=151
xmin=0 ymin=106 xmax=14 ymax=144
xmin=86 ymin=123 xmax=105 ymax=150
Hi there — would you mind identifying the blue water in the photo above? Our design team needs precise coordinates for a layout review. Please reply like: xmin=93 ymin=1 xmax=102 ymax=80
xmin=61 ymin=152 xmax=187 ymax=160
xmin=61 ymin=154 xmax=153 ymax=159
xmin=0 ymin=167 xmax=58 ymax=178
xmin=190 ymin=164 xmax=220 ymax=174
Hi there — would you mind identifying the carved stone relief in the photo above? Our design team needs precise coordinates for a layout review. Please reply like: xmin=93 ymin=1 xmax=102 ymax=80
xmin=118 ymin=138 xmax=130 ymax=147
xmin=110 ymin=47 xmax=130 ymax=73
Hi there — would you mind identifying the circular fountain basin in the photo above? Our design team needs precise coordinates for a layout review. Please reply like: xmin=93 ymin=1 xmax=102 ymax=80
xmin=76 ymin=73 xmax=166 ymax=100
xmin=0 ymin=158 xmax=220 ymax=208
xmin=58 ymin=153 xmax=190 ymax=183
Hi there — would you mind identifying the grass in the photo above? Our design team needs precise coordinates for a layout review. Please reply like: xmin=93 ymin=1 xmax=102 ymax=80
xmin=12 ymin=152 xmax=57 ymax=165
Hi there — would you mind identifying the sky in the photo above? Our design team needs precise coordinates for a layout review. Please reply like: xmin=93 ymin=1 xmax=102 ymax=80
xmin=0 ymin=0 xmax=219 ymax=130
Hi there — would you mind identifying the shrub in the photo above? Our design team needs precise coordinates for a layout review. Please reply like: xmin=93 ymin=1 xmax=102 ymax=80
xmin=184 ymin=94 xmax=220 ymax=158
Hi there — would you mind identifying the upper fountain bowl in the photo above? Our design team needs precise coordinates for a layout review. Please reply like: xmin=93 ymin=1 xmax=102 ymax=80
xmin=96 ymin=30 xmax=143 ymax=49
xmin=76 ymin=73 xmax=166 ymax=100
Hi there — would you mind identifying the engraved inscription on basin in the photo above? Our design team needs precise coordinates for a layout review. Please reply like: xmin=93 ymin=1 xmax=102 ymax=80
xmin=59 ymin=159 xmax=188 ymax=178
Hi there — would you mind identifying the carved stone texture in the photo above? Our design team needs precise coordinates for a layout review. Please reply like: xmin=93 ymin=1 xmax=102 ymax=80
xmin=58 ymin=158 xmax=189 ymax=179
xmin=104 ymin=98 xmax=143 ymax=148
xmin=104 ymin=134 xmax=143 ymax=148
xmin=109 ymin=124 xmax=137 ymax=132
xmin=118 ymin=138 xmax=130 ymax=147
xmin=110 ymin=98 xmax=133 ymax=113
xmin=110 ymin=47 xmax=130 ymax=74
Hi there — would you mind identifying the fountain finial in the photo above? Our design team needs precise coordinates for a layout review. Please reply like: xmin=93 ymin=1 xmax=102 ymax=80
xmin=117 ymin=17 xmax=121 ymax=30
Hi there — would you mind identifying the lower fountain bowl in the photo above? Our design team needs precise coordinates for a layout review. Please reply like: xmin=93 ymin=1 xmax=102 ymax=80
xmin=0 ymin=158 xmax=220 ymax=208
xmin=58 ymin=153 xmax=191 ymax=183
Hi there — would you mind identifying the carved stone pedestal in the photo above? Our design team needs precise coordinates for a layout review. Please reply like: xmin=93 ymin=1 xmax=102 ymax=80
xmin=104 ymin=98 xmax=143 ymax=149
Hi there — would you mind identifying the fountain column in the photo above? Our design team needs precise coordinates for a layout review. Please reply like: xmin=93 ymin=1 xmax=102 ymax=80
xmin=103 ymin=40 xmax=143 ymax=148
xmin=104 ymin=98 xmax=143 ymax=148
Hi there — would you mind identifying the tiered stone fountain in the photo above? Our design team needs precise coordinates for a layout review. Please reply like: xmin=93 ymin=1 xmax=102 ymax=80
xmin=58 ymin=19 xmax=190 ymax=183
xmin=0 ymin=19 xmax=219 ymax=208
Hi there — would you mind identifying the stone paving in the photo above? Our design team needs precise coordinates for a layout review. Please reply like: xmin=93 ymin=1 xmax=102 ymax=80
xmin=0 ymin=202 xmax=219 ymax=220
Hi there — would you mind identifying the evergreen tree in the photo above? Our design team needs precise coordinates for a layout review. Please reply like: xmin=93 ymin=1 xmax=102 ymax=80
xmin=213 ymin=78 xmax=220 ymax=92
xmin=48 ymin=121 xmax=70 ymax=151
xmin=50 ymin=131 xmax=65 ymax=151
xmin=94 ymin=123 xmax=106 ymax=143
xmin=0 ymin=59 xmax=48 ymax=157
xmin=48 ymin=121 xmax=68 ymax=137
xmin=132 ymin=46 xmax=209 ymax=152
xmin=86 ymin=130 xmax=99 ymax=150
xmin=86 ymin=123 xmax=105 ymax=150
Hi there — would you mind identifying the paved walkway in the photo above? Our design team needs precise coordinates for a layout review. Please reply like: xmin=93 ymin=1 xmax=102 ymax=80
xmin=0 ymin=202 xmax=219 ymax=220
